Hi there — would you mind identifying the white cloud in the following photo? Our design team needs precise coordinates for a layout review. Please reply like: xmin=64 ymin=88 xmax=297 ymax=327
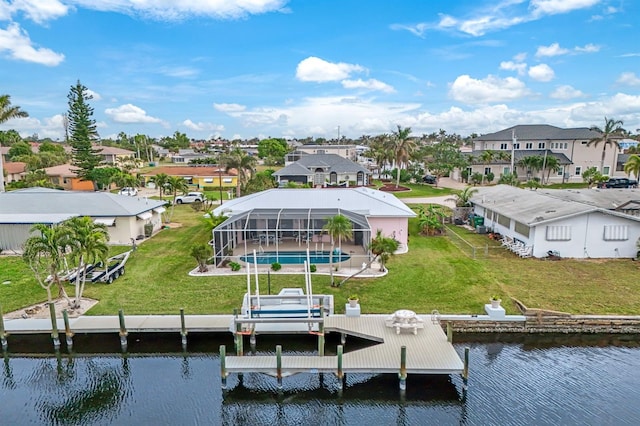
xmin=341 ymin=78 xmax=395 ymax=93
xmin=296 ymin=56 xmax=365 ymax=83
xmin=535 ymin=42 xmax=569 ymax=57
xmin=214 ymin=103 xmax=246 ymax=113
xmin=550 ymin=85 xmax=585 ymax=99
xmin=158 ymin=66 xmax=199 ymax=78
xmin=182 ymin=119 xmax=224 ymax=132
xmin=2 ymin=0 xmax=68 ymax=24
xmin=528 ymin=64 xmax=555 ymax=82
xmin=616 ymin=72 xmax=640 ymax=86
xmin=0 ymin=23 xmax=65 ymax=66
xmin=574 ymin=43 xmax=600 ymax=53
xmin=69 ymin=0 xmax=289 ymax=20
xmin=449 ymin=75 xmax=532 ymax=104
xmin=104 ymin=104 xmax=163 ymax=124
xmin=86 ymin=89 xmax=102 ymax=101
xmin=500 ymin=61 xmax=527 ymax=75
xmin=530 ymin=0 xmax=600 ymax=17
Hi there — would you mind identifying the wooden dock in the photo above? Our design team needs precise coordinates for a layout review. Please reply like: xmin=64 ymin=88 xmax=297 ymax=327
xmin=225 ymin=314 xmax=464 ymax=376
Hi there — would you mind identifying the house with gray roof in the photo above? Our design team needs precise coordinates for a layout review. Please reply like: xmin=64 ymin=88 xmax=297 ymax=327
xmin=461 ymin=124 xmax=626 ymax=184
xmin=0 ymin=188 xmax=166 ymax=252
xmin=470 ymin=185 xmax=640 ymax=258
xmin=273 ymin=153 xmax=372 ymax=187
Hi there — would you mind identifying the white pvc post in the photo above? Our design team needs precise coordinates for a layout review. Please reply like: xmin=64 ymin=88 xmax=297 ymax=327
xmin=253 ymin=250 xmax=260 ymax=309
xmin=246 ymin=260 xmax=251 ymax=314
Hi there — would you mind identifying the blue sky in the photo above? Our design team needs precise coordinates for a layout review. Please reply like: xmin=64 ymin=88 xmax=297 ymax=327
xmin=1 ymin=0 xmax=639 ymax=141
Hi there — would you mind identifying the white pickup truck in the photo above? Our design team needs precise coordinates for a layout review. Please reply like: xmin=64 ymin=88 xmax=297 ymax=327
xmin=174 ymin=191 xmax=206 ymax=204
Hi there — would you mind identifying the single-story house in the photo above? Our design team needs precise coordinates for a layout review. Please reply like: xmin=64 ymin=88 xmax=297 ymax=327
xmin=2 ymin=161 xmax=27 ymax=183
xmin=0 ymin=187 xmax=167 ymax=252
xmin=95 ymin=145 xmax=136 ymax=164
xmin=142 ymin=166 xmax=238 ymax=190
xmin=273 ymin=154 xmax=372 ymax=187
xmin=44 ymin=164 xmax=95 ymax=191
xmin=211 ymin=187 xmax=415 ymax=266
xmin=470 ymin=185 xmax=640 ymax=258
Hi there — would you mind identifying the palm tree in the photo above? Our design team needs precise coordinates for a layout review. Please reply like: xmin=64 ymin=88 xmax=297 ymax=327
xmin=446 ymin=186 xmax=478 ymax=207
xmin=0 ymin=94 xmax=28 ymax=192
xmin=66 ymin=216 xmax=109 ymax=309
xmin=221 ymin=148 xmax=257 ymax=197
xmin=588 ymin=117 xmax=626 ymax=174
xmin=624 ymin=154 xmax=640 ymax=180
xmin=150 ymin=173 xmax=169 ymax=200
xmin=391 ymin=125 xmax=416 ymax=188
xmin=166 ymin=176 xmax=189 ymax=204
xmin=22 ymin=223 xmax=72 ymax=304
xmin=368 ymin=229 xmax=399 ymax=272
xmin=322 ymin=214 xmax=353 ymax=286
xmin=0 ymin=94 xmax=28 ymax=124
xmin=479 ymin=150 xmax=496 ymax=185
xmin=517 ymin=155 xmax=543 ymax=181
xmin=542 ymin=156 xmax=560 ymax=185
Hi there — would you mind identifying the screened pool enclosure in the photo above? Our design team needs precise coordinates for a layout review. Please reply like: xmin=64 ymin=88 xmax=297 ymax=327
xmin=211 ymin=208 xmax=372 ymax=267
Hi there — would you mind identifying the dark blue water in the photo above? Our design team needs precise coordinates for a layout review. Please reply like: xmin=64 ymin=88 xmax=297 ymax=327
xmin=1 ymin=334 xmax=639 ymax=425
xmin=240 ymin=250 xmax=351 ymax=264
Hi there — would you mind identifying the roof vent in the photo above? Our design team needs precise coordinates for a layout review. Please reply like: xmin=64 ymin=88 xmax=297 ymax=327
xmin=545 ymin=210 xmax=555 ymax=213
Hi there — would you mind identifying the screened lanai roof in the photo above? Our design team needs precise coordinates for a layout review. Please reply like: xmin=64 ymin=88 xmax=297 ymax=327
xmin=215 ymin=208 xmax=370 ymax=230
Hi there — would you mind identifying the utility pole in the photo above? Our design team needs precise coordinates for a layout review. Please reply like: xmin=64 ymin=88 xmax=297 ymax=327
xmin=511 ymin=129 xmax=516 ymax=174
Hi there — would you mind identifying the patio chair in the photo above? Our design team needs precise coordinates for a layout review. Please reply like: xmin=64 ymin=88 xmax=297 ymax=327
xmin=517 ymin=246 xmax=533 ymax=258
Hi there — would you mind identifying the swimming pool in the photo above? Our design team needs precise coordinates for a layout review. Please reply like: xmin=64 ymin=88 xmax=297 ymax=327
xmin=240 ymin=250 xmax=351 ymax=264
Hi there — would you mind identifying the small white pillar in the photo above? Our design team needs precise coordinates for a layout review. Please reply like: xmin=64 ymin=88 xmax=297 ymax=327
xmin=484 ymin=304 xmax=505 ymax=319
xmin=345 ymin=303 xmax=361 ymax=317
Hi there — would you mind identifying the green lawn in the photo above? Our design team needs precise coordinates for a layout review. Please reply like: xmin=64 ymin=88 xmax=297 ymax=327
xmin=1 ymin=205 xmax=639 ymax=316
xmin=371 ymin=180 xmax=456 ymax=198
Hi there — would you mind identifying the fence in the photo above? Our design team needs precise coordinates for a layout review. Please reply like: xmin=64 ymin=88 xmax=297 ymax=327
xmin=444 ymin=225 xmax=506 ymax=259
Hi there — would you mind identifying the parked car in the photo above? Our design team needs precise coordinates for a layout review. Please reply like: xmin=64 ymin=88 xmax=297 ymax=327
xmin=423 ymin=175 xmax=437 ymax=184
xmin=597 ymin=178 xmax=638 ymax=189
xmin=175 ymin=191 xmax=206 ymax=204
xmin=119 ymin=187 xmax=138 ymax=196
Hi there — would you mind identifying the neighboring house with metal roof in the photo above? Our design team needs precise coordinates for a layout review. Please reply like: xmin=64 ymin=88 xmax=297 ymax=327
xmin=273 ymin=154 xmax=372 ymax=187
xmin=463 ymin=124 xmax=625 ymax=183
xmin=210 ymin=187 xmax=415 ymax=266
xmin=470 ymin=185 xmax=640 ymax=258
xmin=0 ymin=188 xmax=167 ymax=252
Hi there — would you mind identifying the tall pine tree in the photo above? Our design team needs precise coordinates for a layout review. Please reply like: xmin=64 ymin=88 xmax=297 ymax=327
xmin=67 ymin=80 xmax=102 ymax=182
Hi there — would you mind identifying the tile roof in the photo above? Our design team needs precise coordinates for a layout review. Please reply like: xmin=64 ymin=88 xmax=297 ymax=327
xmin=475 ymin=125 xmax=600 ymax=141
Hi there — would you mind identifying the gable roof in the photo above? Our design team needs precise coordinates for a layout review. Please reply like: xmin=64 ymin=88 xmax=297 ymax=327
xmin=475 ymin=125 xmax=600 ymax=141
xmin=213 ymin=187 xmax=415 ymax=218
xmin=274 ymin=154 xmax=371 ymax=176
xmin=0 ymin=188 xmax=165 ymax=217
xmin=471 ymin=185 xmax=640 ymax=225
xmin=3 ymin=161 xmax=27 ymax=174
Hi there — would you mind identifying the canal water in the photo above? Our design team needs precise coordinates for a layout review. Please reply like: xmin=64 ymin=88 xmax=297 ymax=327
xmin=1 ymin=333 xmax=639 ymax=425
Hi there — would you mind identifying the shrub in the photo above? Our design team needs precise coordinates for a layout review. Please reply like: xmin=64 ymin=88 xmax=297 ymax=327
xmin=271 ymin=262 xmax=282 ymax=271
xmin=309 ymin=264 xmax=317 ymax=273
xmin=228 ymin=261 xmax=241 ymax=271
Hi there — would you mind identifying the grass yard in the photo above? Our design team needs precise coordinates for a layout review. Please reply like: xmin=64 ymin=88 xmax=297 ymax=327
xmin=1 ymin=205 xmax=639 ymax=316
xmin=371 ymin=180 xmax=456 ymax=198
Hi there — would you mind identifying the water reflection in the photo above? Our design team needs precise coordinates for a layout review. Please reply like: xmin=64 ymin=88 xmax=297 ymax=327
xmin=1 ymin=334 xmax=640 ymax=425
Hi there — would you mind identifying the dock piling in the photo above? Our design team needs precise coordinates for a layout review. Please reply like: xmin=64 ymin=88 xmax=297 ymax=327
xmin=318 ymin=300 xmax=325 ymax=356
xmin=180 ymin=308 xmax=188 ymax=348
xmin=118 ymin=309 xmax=128 ymax=351
xmin=0 ymin=305 xmax=7 ymax=351
xmin=234 ymin=318 xmax=244 ymax=356
xmin=399 ymin=345 xmax=407 ymax=391
xmin=340 ymin=332 xmax=346 ymax=345
xmin=337 ymin=345 xmax=344 ymax=390
xmin=446 ymin=321 xmax=452 ymax=343
xmin=462 ymin=347 xmax=469 ymax=389
xmin=220 ymin=345 xmax=227 ymax=389
xmin=62 ymin=310 xmax=74 ymax=350
xmin=276 ymin=344 xmax=282 ymax=389
xmin=48 ymin=302 xmax=60 ymax=349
